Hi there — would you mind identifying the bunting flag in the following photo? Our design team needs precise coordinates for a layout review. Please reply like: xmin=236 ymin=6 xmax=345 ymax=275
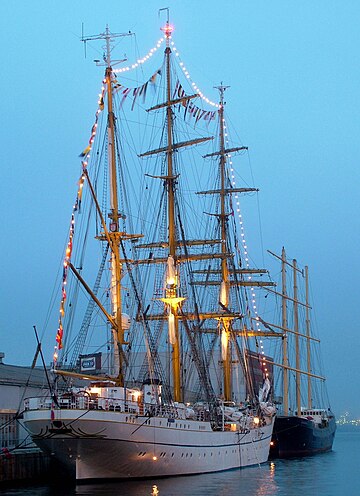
xmin=79 ymin=84 xmax=105 ymax=159
xmin=56 ymin=323 xmax=64 ymax=350
xmin=79 ymin=145 xmax=91 ymax=158
xmin=113 ymin=69 xmax=161 ymax=109
xmin=150 ymin=69 xmax=161 ymax=84
xmin=54 ymin=175 xmax=85 ymax=361
xmin=174 ymin=80 xmax=217 ymax=125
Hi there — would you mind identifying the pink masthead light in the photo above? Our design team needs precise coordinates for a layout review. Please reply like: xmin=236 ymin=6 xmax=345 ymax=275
xmin=161 ymin=23 xmax=174 ymax=37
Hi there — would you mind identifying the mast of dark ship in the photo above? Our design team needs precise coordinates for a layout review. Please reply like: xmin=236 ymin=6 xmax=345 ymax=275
xmin=293 ymin=259 xmax=301 ymax=416
xmin=305 ymin=265 xmax=312 ymax=409
xmin=281 ymin=247 xmax=289 ymax=414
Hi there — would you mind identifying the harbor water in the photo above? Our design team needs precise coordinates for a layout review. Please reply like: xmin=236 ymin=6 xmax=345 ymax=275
xmin=1 ymin=429 xmax=359 ymax=496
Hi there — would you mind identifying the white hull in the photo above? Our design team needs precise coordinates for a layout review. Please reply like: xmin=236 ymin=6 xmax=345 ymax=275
xmin=24 ymin=408 xmax=274 ymax=480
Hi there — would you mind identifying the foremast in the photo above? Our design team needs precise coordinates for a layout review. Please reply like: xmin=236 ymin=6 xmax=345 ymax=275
xmin=80 ymin=26 xmax=142 ymax=386
xmin=105 ymin=41 xmax=125 ymax=385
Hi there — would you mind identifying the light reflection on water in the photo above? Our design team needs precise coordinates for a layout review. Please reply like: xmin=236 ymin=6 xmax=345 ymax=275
xmin=74 ymin=463 xmax=278 ymax=496
xmin=1 ymin=431 xmax=358 ymax=496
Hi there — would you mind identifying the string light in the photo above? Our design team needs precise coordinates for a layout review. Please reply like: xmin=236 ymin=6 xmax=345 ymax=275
xmin=223 ymin=117 xmax=269 ymax=378
xmin=110 ymin=31 xmax=218 ymax=109
xmin=53 ymin=84 xmax=107 ymax=364
xmin=113 ymin=37 xmax=165 ymax=73
xmin=80 ymin=83 xmax=105 ymax=165
xmin=170 ymin=40 xmax=219 ymax=108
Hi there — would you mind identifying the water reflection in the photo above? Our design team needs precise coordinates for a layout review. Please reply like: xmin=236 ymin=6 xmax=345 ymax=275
xmin=73 ymin=451 xmax=341 ymax=496
xmin=1 ymin=432 xmax=354 ymax=496
xmin=75 ymin=464 xmax=279 ymax=496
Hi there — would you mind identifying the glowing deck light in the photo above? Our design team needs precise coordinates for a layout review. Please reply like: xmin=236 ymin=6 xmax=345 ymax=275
xmin=132 ymin=390 xmax=142 ymax=401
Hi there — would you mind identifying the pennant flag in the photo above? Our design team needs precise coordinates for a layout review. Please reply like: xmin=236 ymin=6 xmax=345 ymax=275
xmin=150 ymin=69 xmax=161 ymax=84
xmin=79 ymin=145 xmax=91 ymax=158
xmin=56 ymin=322 xmax=64 ymax=349
xmin=131 ymin=87 xmax=140 ymax=111
xmin=173 ymin=79 xmax=180 ymax=99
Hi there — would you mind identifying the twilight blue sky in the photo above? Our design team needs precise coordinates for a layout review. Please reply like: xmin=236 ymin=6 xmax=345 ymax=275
xmin=0 ymin=1 xmax=359 ymax=418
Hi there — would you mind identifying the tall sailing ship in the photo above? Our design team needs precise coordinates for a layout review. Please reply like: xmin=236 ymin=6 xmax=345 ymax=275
xmin=23 ymin=21 xmax=278 ymax=480
xmin=268 ymin=249 xmax=336 ymax=458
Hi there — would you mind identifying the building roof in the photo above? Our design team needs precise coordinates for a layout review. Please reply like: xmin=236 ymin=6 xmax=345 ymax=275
xmin=0 ymin=363 xmax=50 ymax=388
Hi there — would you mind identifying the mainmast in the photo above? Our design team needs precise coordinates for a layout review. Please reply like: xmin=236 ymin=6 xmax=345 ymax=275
xmin=162 ymin=20 xmax=183 ymax=402
xmin=137 ymin=16 xmax=214 ymax=403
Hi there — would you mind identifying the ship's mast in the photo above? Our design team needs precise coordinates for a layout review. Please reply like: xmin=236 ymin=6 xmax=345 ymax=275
xmin=209 ymin=85 xmax=263 ymax=401
xmin=162 ymin=19 xmax=182 ymax=402
xmin=305 ymin=265 xmax=312 ymax=408
xmin=137 ymin=16 xmax=214 ymax=402
xmin=81 ymin=26 xmax=134 ymax=385
xmin=215 ymin=85 xmax=232 ymax=401
xmin=281 ymin=247 xmax=289 ymax=414
xmin=293 ymin=259 xmax=301 ymax=416
xmin=268 ymin=249 xmax=324 ymax=413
